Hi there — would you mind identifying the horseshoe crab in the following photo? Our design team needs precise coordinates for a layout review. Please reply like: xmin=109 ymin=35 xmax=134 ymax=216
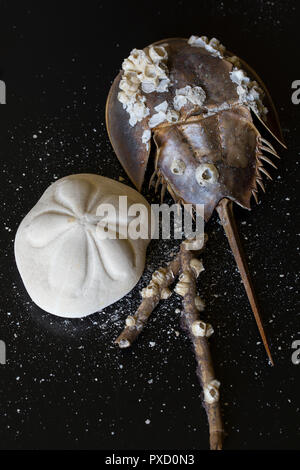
xmin=105 ymin=36 xmax=286 ymax=449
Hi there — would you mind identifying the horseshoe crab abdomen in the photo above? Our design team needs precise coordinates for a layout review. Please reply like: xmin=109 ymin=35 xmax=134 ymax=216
xmin=154 ymin=105 xmax=259 ymax=220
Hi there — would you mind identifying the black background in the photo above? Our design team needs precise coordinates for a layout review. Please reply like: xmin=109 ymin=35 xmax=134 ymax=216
xmin=0 ymin=0 xmax=299 ymax=451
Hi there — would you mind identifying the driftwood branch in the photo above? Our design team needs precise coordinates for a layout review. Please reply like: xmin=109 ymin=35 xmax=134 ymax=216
xmin=178 ymin=239 xmax=224 ymax=450
xmin=115 ymin=235 xmax=223 ymax=450
xmin=115 ymin=253 xmax=180 ymax=348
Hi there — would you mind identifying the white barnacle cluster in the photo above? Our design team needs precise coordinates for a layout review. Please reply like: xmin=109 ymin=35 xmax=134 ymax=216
xmin=152 ymin=267 xmax=172 ymax=286
xmin=141 ymin=282 xmax=160 ymax=298
xmin=118 ymin=46 xmax=170 ymax=127
xmin=188 ymin=35 xmax=268 ymax=118
xmin=148 ymin=101 xmax=180 ymax=128
xmin=230 ymin=67 xmax=268 ymax=117
xmin=141 ymin=267 xmax=174 ymax=300
xmin=173 ymin=85 xmax=206 ymax=111
xmin=188 ymin=35 xmax=226 ymax=59
xmin=174 ymin=271 xmax=193 ymax=297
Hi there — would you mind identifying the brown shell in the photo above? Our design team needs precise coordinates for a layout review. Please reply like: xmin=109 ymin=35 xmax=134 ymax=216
xmin=106 ymin=37 xmax=284 ymax=220
xmin=154 ymin=106 xmax=259 ymax=220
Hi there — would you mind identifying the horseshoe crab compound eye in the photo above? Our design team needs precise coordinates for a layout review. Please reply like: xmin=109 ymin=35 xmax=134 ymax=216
xmin=170 ymin=159 xmax=186 ymax=175
xmin=195 ymin=164 xmax=219 ymax=186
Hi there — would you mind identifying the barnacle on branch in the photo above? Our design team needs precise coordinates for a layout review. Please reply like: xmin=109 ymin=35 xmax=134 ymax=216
xmin=192 ymin=320 xmax=214 ymax=338
xmin=125 ymin=315 xmax=136 ymax=327
xmin=141 ymin=282 xmax=160 ymax=298
xmin=179 ymin=240 xmax=223 ymax=450
xmin=115 ymin=253 xmax=180 ymax=347
xmin=190 ymin=258 xmax=204 ymax=278
xmin=204 ymin=380 xmax=221 ymax=404
xmin=195 ymin=295 xmax=205 ymax=312
xmin=160 ymin=287 xmax=172 ymax=300
xmin=179 ymin=271 xmax=192 ymax=283
xmin=152 ymin=267 xmax=171 ymax=285
xmin=183 ymin=233 xmax=208 ymax=251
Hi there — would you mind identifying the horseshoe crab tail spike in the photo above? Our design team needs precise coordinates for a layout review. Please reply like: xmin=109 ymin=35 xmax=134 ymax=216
xmin=216 ymin=198 xmax=274 ymax=366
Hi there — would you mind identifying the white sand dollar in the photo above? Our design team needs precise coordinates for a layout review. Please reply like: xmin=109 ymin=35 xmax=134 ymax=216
xmin=15 ymin=174 xmax=151 ymax=318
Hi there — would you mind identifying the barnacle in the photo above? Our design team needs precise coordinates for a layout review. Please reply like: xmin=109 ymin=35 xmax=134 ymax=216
xmin=148 ymin=45 xmax=168 ymax=63
xmin=191 ymin=320 xmax=207 ymax=337
xmin=173 ymin=85 xmax=206 ymax=110
xmin=160 ymin=287 xmax=172 ymax=299
xmin=204 ymin=380 xmax=221 ymax=404
xmin=230 ymin=68 xmax=267 ymax=117
xmin=179 ymin=271 xmax=192 ymax=283
xmin=149 ymin=101 xmax=179 ymax=128
xmin=152 ymin=267 xmax=169 ymax=285
xmin=118 ymin=45 xmax=170 ymax=128
xmin=119 ymin=339 xmax=131 ymax=349
xmin=188 ymin=35 xmax=225 ymax=58
xmin=149 ymin=111 xmax=167 ymax=128
xmin=183 ymin=234 xmax=207 ymax=251
xmin=142 ymin=129 xmax=151 ymax=144
xmin=195 ymin=295 xmax=205 ymax=312
xmin=125 ymin=316 xmax=136 ymax=327
xmin=191 ymin=320 xmax=213 ymax=338
xmin=141 ymin=282 xmax=160 ymax=298
xmin=190 ymin=258 xmax=204 ymax=278
xmin=174 ymin=280 xmax=190 ymax=297
xmin=166 ymin=109 xmax=180 ymax=123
